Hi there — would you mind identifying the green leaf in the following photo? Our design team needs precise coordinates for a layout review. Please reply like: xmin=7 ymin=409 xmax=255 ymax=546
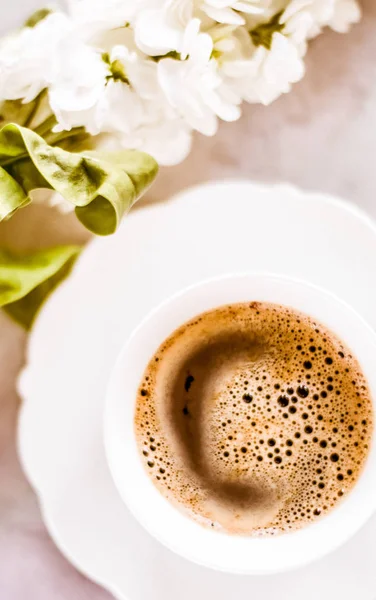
xmin=0 ymin=123 xmax=159 ymax=235
xmin=0 ymin=246 xmax=80 ymax=329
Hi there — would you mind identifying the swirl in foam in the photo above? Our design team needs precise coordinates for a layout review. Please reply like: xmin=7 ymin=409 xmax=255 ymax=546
xmin=134 ymin=302 xmax=373 ymax=535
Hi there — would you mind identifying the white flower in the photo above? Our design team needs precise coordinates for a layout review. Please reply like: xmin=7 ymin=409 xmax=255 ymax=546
xmin=99 ymin=46 xmax=157 ymax=135
xmin=67 ymin=0 xmax=139 ymax=41
xmin=49 ymin=39 xmax=183 ymax=163
xmin=214 ymin=24 xmax=305 ymax=106
xmin=134 ymin=0 xmax=193 ymax=56
xmin=201 ymin=0 xmax=268 ymax=26
xmin=111 ymin=46 xmax=193 ymax=165
xmin=0 ymin=13 xmax=70 ymax=103
xmin=49 ymin=42 xmax=158 ymax=136
xmin=210 ymin=22 xmax=254 ymax=64
xmin=247 ymin=32 xmax=305 ymax=104
xmin=119 ymin=117 xmax=193 ymax=166
xmin=209 ymin=23 xmax=252 ymax=101
xmin=158 ymin=19 xmax=241 ymax=135
xmin=97 ymin=80 xmax=145 ymax=135
xmin=280 ymin=0 xmax=361 ymax=51
xmin=282 ymin=0 xmax=332 ymax=33
xmin=48 ymin=38 xmax=109 ymax=133
xmin=0 ymin=0 xmax=361 ymax=172
xmin=280 ymin=1 xmax=323 ymax=55
xmin=328 ymin=0 xmax=361 ymax=33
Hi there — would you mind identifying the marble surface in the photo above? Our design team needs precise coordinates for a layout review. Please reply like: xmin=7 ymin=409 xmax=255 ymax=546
xmin=1 ymin=1 xmax=376 ymax=598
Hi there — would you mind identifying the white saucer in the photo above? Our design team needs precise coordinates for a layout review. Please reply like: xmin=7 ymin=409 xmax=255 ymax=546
xmin=18 ymin=182 xmax=376 ymax=600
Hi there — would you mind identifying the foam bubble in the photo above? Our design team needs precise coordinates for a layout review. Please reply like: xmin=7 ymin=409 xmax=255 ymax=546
xmin=134 ymin=302 xmax=373 ymax=536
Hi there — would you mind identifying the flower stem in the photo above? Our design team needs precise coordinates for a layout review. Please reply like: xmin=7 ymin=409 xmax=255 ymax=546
xmin=33 ymin=114 xmax=58 ymax=137
xmin=23 ymin=89 xmax=47 ymax=129
xmin=44 ymin=127 xmax=86 ymax=146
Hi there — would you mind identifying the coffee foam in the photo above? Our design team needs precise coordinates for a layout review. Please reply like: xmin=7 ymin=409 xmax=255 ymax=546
xmin=134 ymin=302 xmax=373 ymax=535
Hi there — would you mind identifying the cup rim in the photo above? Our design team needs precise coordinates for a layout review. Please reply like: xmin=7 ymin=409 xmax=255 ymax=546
xmin=104 ymin=272 xmax=376 ymax=574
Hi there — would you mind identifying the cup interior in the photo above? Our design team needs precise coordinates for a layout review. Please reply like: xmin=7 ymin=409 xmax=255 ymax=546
xmin=104 ymin=273 xmax=376 ymax=574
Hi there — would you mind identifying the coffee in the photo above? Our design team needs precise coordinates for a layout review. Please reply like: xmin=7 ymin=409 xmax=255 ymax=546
xmin=134 ymin=302 xmax=373 ymax=536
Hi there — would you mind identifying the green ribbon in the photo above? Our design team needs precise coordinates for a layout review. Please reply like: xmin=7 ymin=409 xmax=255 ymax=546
xmin=0 ymin=122 xmax=159 ymax=235
xmin=0 ymin=122 xmax=159 ymax=327
xmin=0 ymin=246 xmax=81 ymax=329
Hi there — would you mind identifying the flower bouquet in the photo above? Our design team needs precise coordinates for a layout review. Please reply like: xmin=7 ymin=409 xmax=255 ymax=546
xmin=0 ymin=0 xmax=360 ymax=328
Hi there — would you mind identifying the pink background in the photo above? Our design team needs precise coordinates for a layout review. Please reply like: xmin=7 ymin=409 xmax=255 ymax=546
xmin=1 ymin=1 xmax=376 ymax=598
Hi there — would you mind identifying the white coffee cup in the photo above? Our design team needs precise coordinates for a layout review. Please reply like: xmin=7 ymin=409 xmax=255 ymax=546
xmin=104 ymin=273 xmax=376 ymax=574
